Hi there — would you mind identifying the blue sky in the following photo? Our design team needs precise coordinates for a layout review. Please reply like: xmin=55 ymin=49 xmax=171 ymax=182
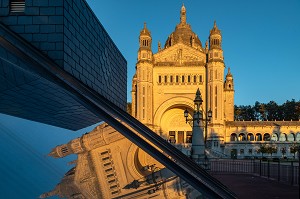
xmin=0 ymin=0 xmax=299 ymax=198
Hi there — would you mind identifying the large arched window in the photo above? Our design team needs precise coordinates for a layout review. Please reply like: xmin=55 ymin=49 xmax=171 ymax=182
xmin=296 ymin=133 xmax=300 ymax=141
xmin=263 ymin=133 xmax=271 ymax=141
xmin=230 ymin=133 xmax=238 ymax=141
xmin=239 ymin=133 xmax=246 ymax=141
xmin=279 ymin=133 xmax=287 ymax=141
xmin=247 ymin=133 xmax=254 ymax=141
xmin=288 ymin=133 xmax=295 ymax=141
xmin=256 ymin=133 xmax=262 ymax=141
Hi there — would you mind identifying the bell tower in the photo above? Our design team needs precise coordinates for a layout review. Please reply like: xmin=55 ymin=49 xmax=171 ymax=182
xmin=132 ymin=23 xmax=153 ymax=126
xmin=224 ymin=68 xmax=235 ymax=121
xmin=207 ymin=21 xmax=225 ymax=133
xmin=138 ymin=22 xmax=152 ymax=62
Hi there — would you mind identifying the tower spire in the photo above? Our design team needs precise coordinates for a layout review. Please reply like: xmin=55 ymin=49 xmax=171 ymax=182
xmin=180 ymin=4 xmax=186 ymax=24
xmin=228 ymin=67 xmax=231 ymax=75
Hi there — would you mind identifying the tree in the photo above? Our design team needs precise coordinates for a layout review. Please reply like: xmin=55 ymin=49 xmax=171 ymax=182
xmin=234 ymin=99 xmax=300 ymax=121
xmin=234 ymin=105 xmax=256 ymax=121
xmin=290 ymin=144 xmax=300 ymax=159
xmin=265 ymin=101 xmax=281 ymax=121
xmin=258 ymin=104 xmax=266 ymax=121
xmin=257 ymin=145 xmax=268 ymax=157
xmin=282 ymin=99 xmax=300 ymax=121
xmin=266 ymin=145 xmax=277 ymax=157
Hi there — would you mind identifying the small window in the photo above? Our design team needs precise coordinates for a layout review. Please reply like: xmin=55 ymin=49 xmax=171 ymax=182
xmin=105 ymin=168 xmax=113 ymax=172
xmin=111 ymin=191 xmax=119 ymax=195
xmin=188 ymin=76 xmax=190 ymax=83
xmin=186 ymin=131 xmax=192 ymax=143
xmin=61 ymin=147 xmax=68 ymax=154
xmin=194 ymin=75 xmax=197 ymax=83
xmin=102 ymin=157 xmax=110 ymax=161
xmin=182 ymin=75 xmax=185 ymax=83
xmin=199 ymin=75 xmax=202 ymax=82
xmin=168 ymin=131 xmax=176 ymax=143
xmin=103 ymin=162 xmax=111 ymax=167
xmin=108 ymin=179 xmax=116 ymax=184
xmin=176 ymin=75 xmax=179 ymax=83
xmin=101 ymin=151 xmax=109 ymax=155
xmin=142 ymin=109 xmax=145 ymax=119
xmin=142 ymin=97 xmax=145 ymax=107
xmin=10 ymin=0 xmax=25 ymax=13
xmin=158 ymin=76 xmax=161 ymax=83
xmin=169 ymin=131 xmax=175 ymax=136
xmin=164 ymin=75 xmax=167 ymax=83
xmin=110 ymin=185 xmax=118 ymax=189
xmin=107 ymin=173 xmax=114 ymax=178
xmin=170 ymin=76 xmax=173 ymax=83
xmin=248 ymin=149 xmax=252 ymax=154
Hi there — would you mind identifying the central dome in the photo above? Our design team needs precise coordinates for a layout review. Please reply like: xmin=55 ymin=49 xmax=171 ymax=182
xmin=164 ymin=5 xmax=203 ymax=50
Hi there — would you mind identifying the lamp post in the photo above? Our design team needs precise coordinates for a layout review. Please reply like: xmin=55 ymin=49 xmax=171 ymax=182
xmin=184 ymin=89 xmax=212 ymax=166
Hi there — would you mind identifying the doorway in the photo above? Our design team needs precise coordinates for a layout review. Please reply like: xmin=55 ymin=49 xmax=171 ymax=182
xmin=231 ymin=149 xmax=237 ymax=159
xmin=178 ymin=131 xmax=184 ymax=143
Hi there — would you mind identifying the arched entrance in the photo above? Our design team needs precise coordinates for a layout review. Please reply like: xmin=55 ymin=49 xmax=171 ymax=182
xmin=153 ymin=97 xmax=195 ymax=143
xmin=160 ymin=107 xmax=192 ymax=143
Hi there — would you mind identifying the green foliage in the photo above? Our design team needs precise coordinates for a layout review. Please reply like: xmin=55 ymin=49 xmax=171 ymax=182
xmin=235 ymin=99 xmax=300 ymax=121
xmin=258 ymin=144 xmax=277 ymax=157
xmin=290 ymin=144 xmax=300 ymax=158
xmin=266 ymin=145 xmax=277 ymax=156
xmin=257 ymin=145 xmax=268 ymax=156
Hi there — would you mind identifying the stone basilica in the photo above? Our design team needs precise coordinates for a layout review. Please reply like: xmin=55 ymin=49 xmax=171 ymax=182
xmin=131 ymin=5 xmax=300 ymax=158
xmin=42 ymin=5 xmax=300 ymax=199
xmin=131 ymin=4 xmax=234 ymax=147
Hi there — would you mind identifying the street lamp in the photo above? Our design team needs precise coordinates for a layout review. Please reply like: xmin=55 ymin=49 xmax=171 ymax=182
xmin=184 ymin=88 xmax=212 ymax=167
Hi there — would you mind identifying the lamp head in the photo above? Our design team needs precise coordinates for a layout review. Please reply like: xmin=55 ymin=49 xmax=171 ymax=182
xmin=194 ymin=89 xmax=203 ymax=111
xmin=184 ymin=109 xmax=189 ymax=118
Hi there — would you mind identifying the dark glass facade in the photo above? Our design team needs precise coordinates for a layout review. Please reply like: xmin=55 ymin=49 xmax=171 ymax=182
xmin=0 ymin=0 xmax=127 ymax=130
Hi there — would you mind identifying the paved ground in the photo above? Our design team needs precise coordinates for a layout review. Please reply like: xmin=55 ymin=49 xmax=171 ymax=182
xmin=211 ymin=173 xmax=299 ymax=199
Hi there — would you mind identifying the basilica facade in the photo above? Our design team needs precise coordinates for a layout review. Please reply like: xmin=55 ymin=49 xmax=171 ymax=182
xmin=131 ymin=5 xmax=300 ymax=158
xmin=131 ymin=5 xmax=234 ymax=146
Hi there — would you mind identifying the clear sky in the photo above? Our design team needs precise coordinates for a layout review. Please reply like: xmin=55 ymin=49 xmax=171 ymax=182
xmin=0 ymin=0 xmax=299 ymax=198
